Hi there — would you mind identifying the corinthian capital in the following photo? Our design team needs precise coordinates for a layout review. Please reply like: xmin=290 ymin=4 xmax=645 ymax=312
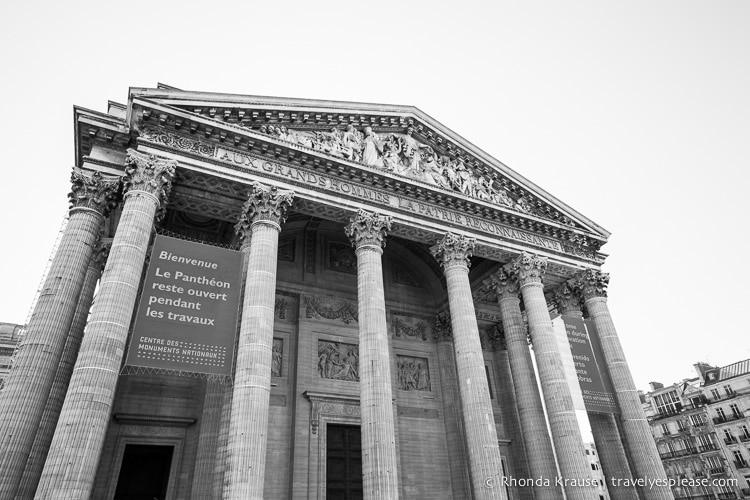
xmin=430 ymin=233 xmax=475 ymax=270
xmin=571 ymin=269 xmax=609 ymax=301
xmin=90 ymin=240 xmax=112 ymax=272
xmin=508 ymin=252 xmax=547 ymax=286
xmin=485 ymin=267 xmax=519 ymax=300
xmin=123 ymin=149 xmax=176 ymax=205
xmin=68 ymin=170 xmax=121 ymax=216
xmin=235 ymin=182 xmax=295 ymax=241
xmin=551 ymin=281 xmax=582 ymax=314
xmin=344 ymin=210 xmax=392 ymax=250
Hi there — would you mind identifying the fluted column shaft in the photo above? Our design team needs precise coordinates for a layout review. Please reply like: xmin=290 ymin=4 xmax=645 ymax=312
xmin=491 ymin=348 xmax=535 ymax=500
xmin=35 ymin=150 xmax=175 ymax=499
xmin=0 ymin=171 xmax=118 ymax=500
xmin=574 ymin=269 xmax=672 ymax=500
xmin=434 ymin=318 xmax=471 ymax=498
xmin=17 ymin=243 xmax=109 ymax=500
xmin=510 ymin=253 xmax=595 ymax=500
xmin=345 ymin=210 xmax=399 ymax=499
xmin=216 ymin=246 xmax=250 ymax=499
xmin=191 ymin=379 xmax=226 ymax=499
xmin=552 ymin=282 xmax=639 ymax=500
xmin=488 ymin=269 xmax=561 ymax=500
xmin=432 ymin=234 xmax=507 ymax=500
xmin=226 ymin=182 xmax=293 ymax=500
xmin=589 ymin=413 xmax=639 ymax=500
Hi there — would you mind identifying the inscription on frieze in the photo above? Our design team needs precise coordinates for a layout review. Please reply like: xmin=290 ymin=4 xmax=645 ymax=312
xmin=318 ymin=341 xmax=359 ymax=382
xmin=397 ymin=355 xmax=431 ymax=391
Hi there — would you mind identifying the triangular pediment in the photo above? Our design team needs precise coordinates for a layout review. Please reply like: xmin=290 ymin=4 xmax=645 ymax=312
xmin=121 ymin=87 xmax=608 ymax=242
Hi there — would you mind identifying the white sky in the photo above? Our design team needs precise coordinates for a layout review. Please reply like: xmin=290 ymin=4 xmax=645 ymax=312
xmin=1 ymin=1 xmax=748 ymax=391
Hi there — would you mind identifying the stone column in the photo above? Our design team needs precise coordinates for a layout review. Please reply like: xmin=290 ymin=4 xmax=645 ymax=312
xmin=431 ymin=233 xmax=507 ymax=500
xmin=216 ymin=235 xmax=251 ymax=499
xmin=191 ymin=378 xmax=226 ymax=500
xmin=433 ymin=313 xmax=472 ymax=498
xmin=17 ymin=242 xmax=110 ymax=500
xmin=486 ymin=268 xmax=562 ymax=500
xmin=552 ymin=281 xmax=638 ymax=500
xmin=344 ymin=210 xmax=399 ymax=499
xmin=35 ymin=150 xmax=175 ymax=499
xmin=488 ymin=331 xmax=534 ymax=500
xmin=508 ymin=253 xmax=595 ymax=500
xmin=226 ymin=182 xmax=293 ymax=500
xmin=0 ymin=170 xmax=119 ymax=500
xmin=572 ymin=270 xmax=672 ymax=500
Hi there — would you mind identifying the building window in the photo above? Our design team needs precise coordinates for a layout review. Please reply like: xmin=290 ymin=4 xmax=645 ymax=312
xmin=740 ymin=425 xmax=750 ymax=439
xmin=723 ymin=385 xmax=734 ymax=396
xmin=690 ymin=414 xmax=707 ymax=427
xmin=723 ymin=429 xmax=735 ymax=444
xmin=730 ymin=403 xmax=742 ymax=419
xmin=591 ymin=463 xmax=599 ymax=471
xmin=662 ymin=423 xmax=671 ymax=436
xmin=717 ymin=407 xmax=727 ymax=421
xmin=654 ymin=391 xmax=681 ymax=415
xmin=678 ymin=420 xmax=687 ymax=432
xmin=711 ymin=388 xmax=721 ymax=400
xmin=733 ymin=450 xmax=748 ymax=468
xmin=698 ymin=434 xmax=714 ymax=450
xmin=706 ymin=456 xmax=722 ymax=469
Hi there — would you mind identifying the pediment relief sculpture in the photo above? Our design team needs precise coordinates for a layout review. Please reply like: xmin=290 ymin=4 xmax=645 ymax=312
xmin=256 ymin=124 xmax=535 ymax=215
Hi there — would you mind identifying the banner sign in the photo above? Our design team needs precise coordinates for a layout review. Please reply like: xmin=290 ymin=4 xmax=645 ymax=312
xmin=562 ymin=315 xmax=619 ymax=414
xmin=125 ymin=235 xmax=242 ymax=376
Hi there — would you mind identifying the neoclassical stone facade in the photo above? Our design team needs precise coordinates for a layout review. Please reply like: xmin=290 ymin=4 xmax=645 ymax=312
xmin=0 ymin=85 xmax=671 ymax=500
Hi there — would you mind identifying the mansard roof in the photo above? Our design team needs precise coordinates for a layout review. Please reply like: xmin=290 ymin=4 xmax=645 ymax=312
xmin=74 ymin=84 xmax=611 ymax=270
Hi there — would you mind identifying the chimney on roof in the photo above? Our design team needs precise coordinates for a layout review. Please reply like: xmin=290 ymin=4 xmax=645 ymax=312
xmin=694 ymin=362 xmax=715 ymax=384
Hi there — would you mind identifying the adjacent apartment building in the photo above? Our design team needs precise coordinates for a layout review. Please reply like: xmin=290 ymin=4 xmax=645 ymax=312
xmin=643 ymin=360 xmax=750 ymax=499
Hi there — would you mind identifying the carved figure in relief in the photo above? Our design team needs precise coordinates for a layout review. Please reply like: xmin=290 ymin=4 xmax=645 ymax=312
xmin=318 ymin=342 xmax=359 ymax=382
xmin=341 ymin=125 xmax=363 ymax=161
xmin=361 ymin=127 xmax=384 ymax=168
xmin=397 ymin=356 xmax=430 ymax=391
xmin=249 ymin=122 xmax=555 ymax=221
xmin=271 ymin=341 xmax=282 ymax=377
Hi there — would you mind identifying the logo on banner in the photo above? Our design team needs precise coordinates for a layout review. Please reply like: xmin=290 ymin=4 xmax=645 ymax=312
xmin=125 ymin=235 xmax=243 ymax=376
xmin=562 ymin=315 xmax=619 ymax=414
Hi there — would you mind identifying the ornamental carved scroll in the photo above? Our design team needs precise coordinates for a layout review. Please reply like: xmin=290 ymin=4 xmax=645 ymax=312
xmin=303 ymin=296 xmax=358 ymax=324
xmin=391 ymin=315 xmax=429 ymax=341
xmin=303 ymin=392 xmax=361 ymax=434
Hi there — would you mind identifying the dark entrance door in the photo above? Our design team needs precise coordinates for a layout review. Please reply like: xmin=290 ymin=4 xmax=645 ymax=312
xmin=326 ymin=424 xmax=363 ymax=500
xmin=114 ymin=444 xmax=173 ymax=500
